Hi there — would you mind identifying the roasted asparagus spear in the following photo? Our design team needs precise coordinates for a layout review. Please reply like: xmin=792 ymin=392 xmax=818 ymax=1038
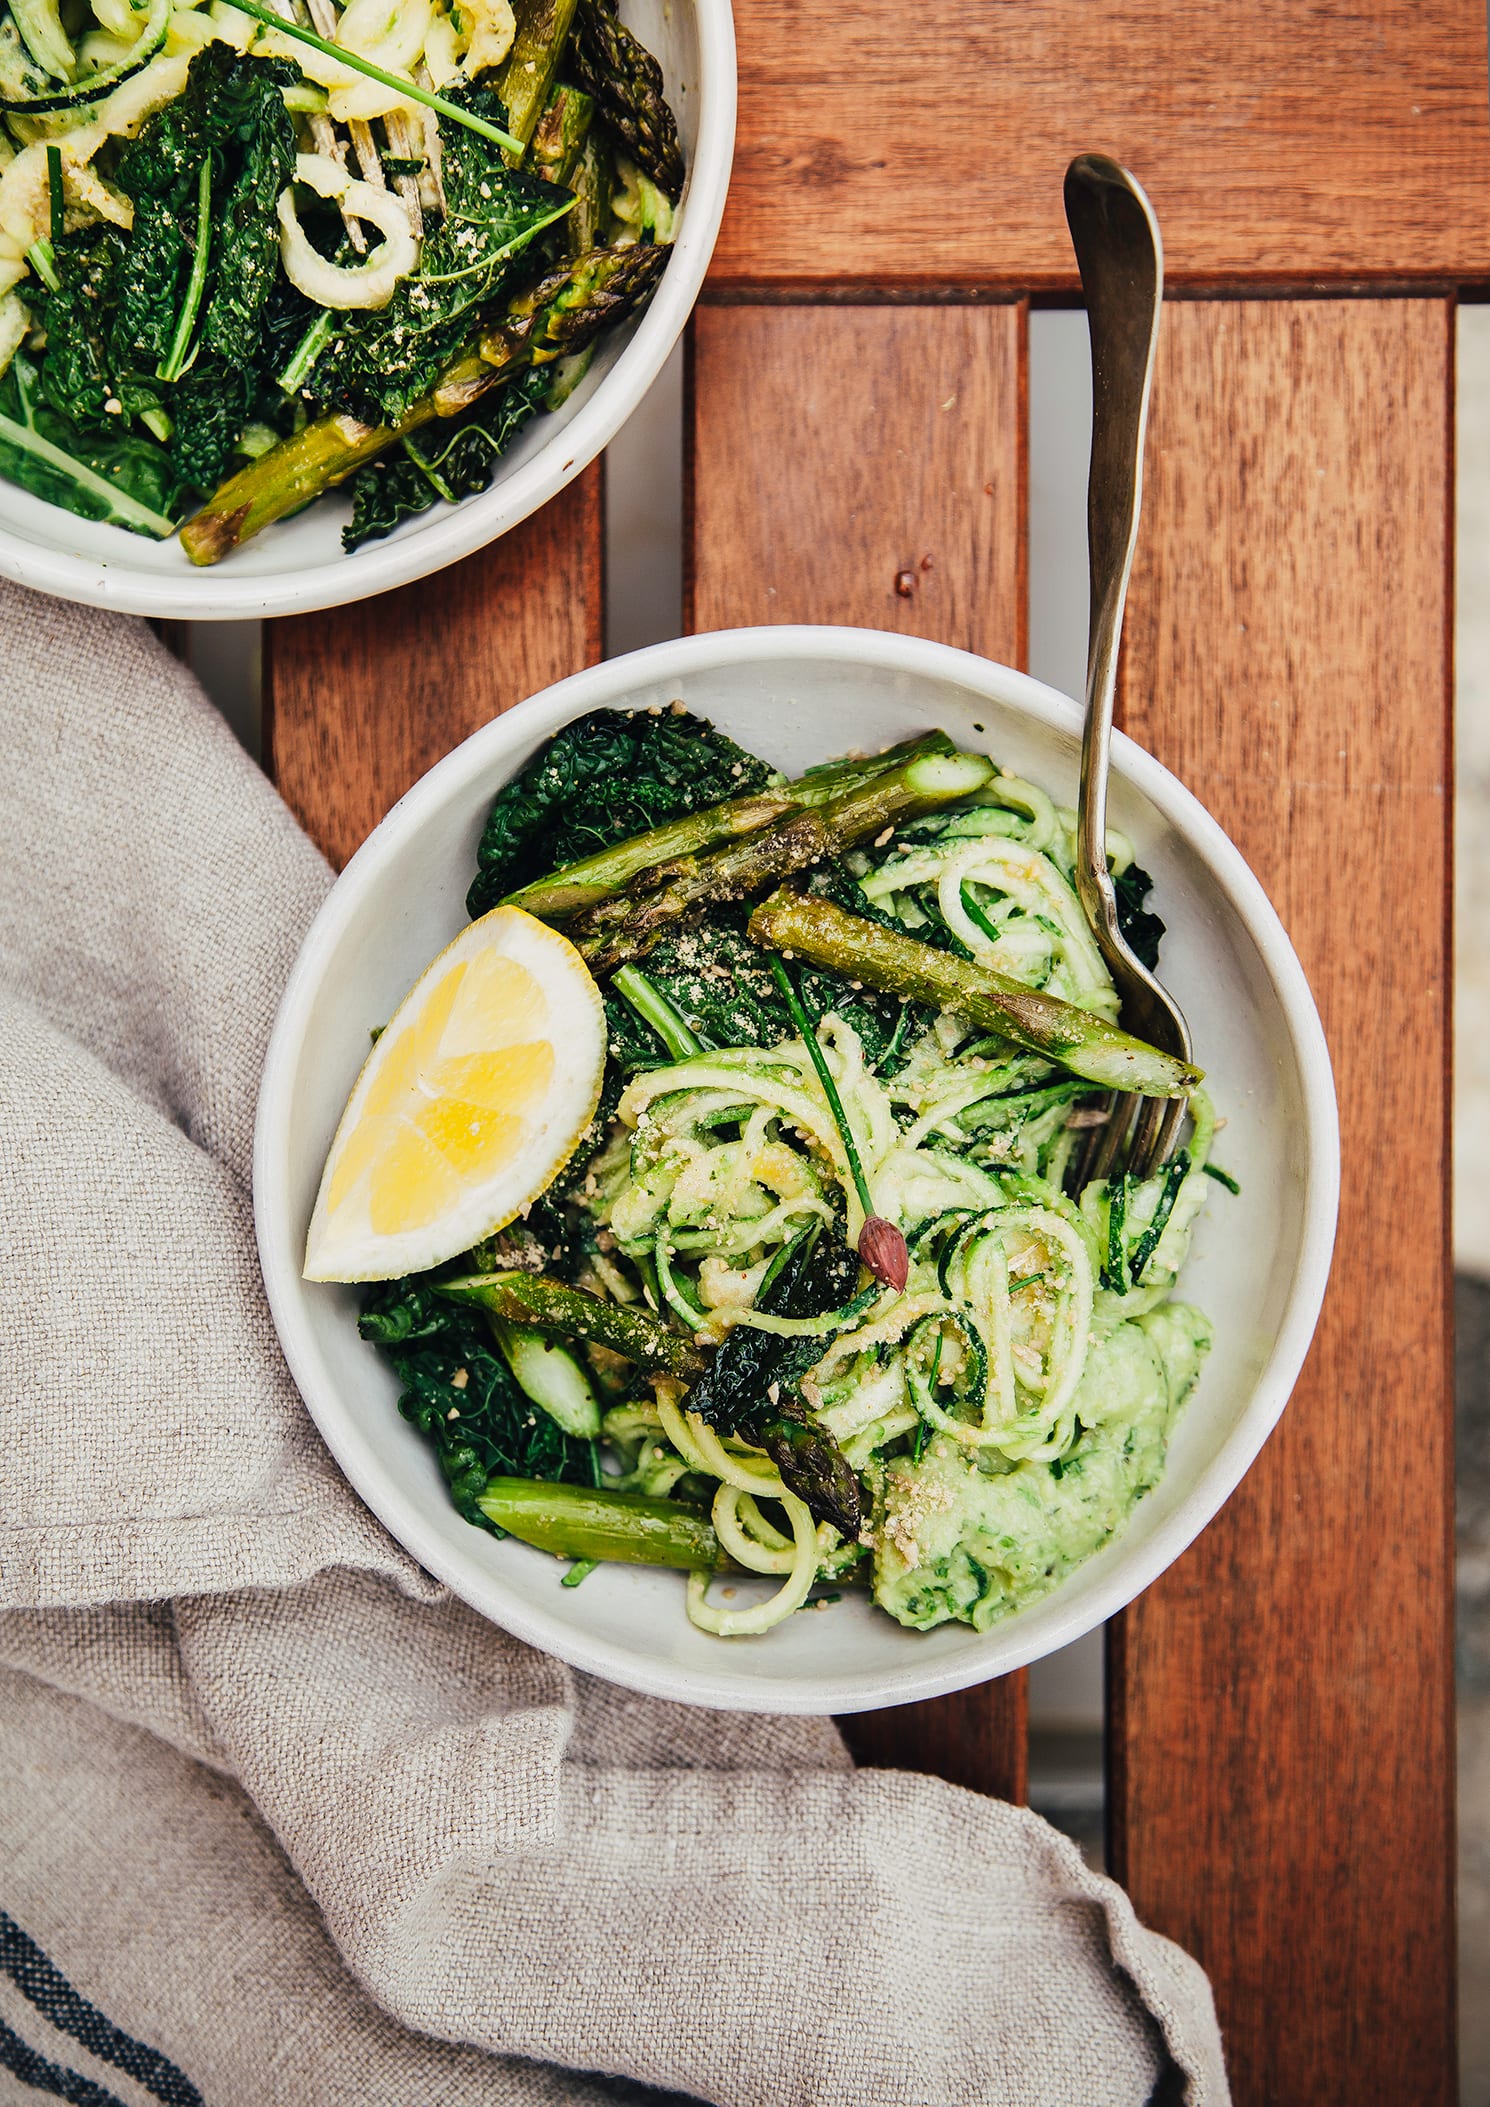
xmin=529 ymin=81 xmax=596 ymax=188
xmin=564 ymin=128 xmax=614 ymax=256
xmin=568 ymin=0 xmax=683 ymax=197
xmin=478 ymin=1477 xmax=729 ymax=1568
xmin=495 ymin=0 xmax=583 ymax=153
xmin=565 ymin=748 xmax=994 ymax=974
xmin=748 ymin=888 xmax=1204 ymax=1098
xmin=437 ymin=1268 xmax=704 ymax=1381
xmin=179 ymin=243 xmax=666 ymax=564
xmin=505 ymin=731 xmax=955 ymax=922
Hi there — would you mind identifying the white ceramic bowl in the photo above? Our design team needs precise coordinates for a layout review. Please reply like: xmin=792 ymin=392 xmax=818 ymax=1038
xmin=0 ymin=0 xmax=734 ymax=621
xmin=255 ymin=627 xmax=1340 ymax=1713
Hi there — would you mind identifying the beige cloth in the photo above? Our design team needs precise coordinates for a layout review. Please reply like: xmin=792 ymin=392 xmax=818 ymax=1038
xmin=0 ymin=579 xmax=1230 ymax=2107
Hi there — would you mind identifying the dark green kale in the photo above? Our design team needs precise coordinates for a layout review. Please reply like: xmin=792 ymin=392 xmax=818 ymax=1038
xmin=116 ymin=43 xmax=297 ymax=206
xmin=311 ymin=84 xmax=574 ymax=424
xmin=468 ymin=706 xmax=775 ymax=916
xmin=19 ymin=46 xmax=301 ymax=516
xmin=343 ymin=365 xmax=549 ymax=551
xmin=1113 ymin=861 xmax=1165 ymax=971
xmin=200 ymin=57 xmax=298 ymax=361
xmin=687 ymin=1225 xmax=865 ymax=1535
xmin=108 ymin=198 xmax=184 ymax=367
xmin=112 ymin=44 xmax=299 ymax=373
xmin=610 ymin=914 xmax=916 ymax=1076
xmin=360 ymin=1272 xmax=597 ymax=1528
xmin=0 ymin=350 xmax=184 ymax=537
xmin=31 ymin=227 xmax=120 ymax=424
xmin=257 ymin=268 xmax=320 ymax=379
xmin=115 ymin=41 xmax=231 ymax=201
xmin=169 ymin=356 xmax=253 ymax=490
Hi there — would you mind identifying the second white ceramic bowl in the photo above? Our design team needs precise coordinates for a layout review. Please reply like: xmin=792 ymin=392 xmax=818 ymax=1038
xmin=255 ymin=627 xmax=1340 ymax=1713
xmin=0 ymin=0 xmax=735 ymax=620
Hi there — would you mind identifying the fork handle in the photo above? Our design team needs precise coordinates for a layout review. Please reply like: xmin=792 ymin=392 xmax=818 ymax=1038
xmin=1064 ymin=153 xmax=1164 ymax=948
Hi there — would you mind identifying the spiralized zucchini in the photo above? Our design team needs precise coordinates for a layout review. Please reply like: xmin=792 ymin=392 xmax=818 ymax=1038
xmin=579 ymin=776 xmax=1219 ymax=1638
xmin=0 ymin=0 xmax=533 ymax=298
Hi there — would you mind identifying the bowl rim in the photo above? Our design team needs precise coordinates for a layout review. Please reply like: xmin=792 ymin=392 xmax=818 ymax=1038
xmin=254 ymin=624 xmax=1342 ymax=1713
xmin=0 ymin=0 xmax=736 ymax=623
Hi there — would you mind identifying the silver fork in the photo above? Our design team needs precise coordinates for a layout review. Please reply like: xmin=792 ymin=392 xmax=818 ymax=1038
xmin=1064 ymin=152 xmax=1193 ymax=1188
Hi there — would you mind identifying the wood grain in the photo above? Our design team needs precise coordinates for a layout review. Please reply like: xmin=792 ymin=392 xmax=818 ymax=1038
xmin=688 ymin=305 xmax=1026 ymax=666
xmin=710 ymin=0 xmax=1490 ymax=295
xmin=838 ymin=1678 xmax=1029 ymax=1802
xmin=1108 ymin=298 xmax=1455 ymax=2103
xmin=689 ymin=303 xmax=1028 ymax=1802
xmin=264 ymin=466 xmax=603 ymax=870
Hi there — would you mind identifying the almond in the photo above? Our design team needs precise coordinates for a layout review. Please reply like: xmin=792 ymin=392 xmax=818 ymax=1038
xmin=858 ymin=1215 xmax=909 ymax=1293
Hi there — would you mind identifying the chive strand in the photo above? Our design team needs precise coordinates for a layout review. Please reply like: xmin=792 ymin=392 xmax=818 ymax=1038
xmin=959 ymin=879 xmax=1005 ymax=948
xmin=767 ymin=954 xmax=876 ymax=1222
xmin=157 ymin=159 xmax=213 ymax=385
xmin=1105 ymin=1173 xmax=1128 ymax=1294
xmin=1129 ymin=1150 xmax=1190 ymax=1284
xmin=45 ymin=144 xmax=63 ymax=247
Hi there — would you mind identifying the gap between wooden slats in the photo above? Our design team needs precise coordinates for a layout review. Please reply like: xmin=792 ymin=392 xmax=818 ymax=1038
xmin=713 ymin=0 xmax=1490 ymax=295
xmin=687 ymin=302 xmax=1029 ymax=1800
xmin=1108 ymin=297 xmax=1455 ymax=2105
xmin=263 ymin=466 xmax=604 ymax=869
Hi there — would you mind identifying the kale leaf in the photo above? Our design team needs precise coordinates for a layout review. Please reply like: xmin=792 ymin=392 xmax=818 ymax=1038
xmin=312 ymin=86 xmax=574 ymax=424
xmin=201 ymin=58 xmax=298 ymax=362
xmin=687 ymin=1224 xmax=864 ymax=1535
xmin=0 ymin=351 xmax=185 ymax=536
xmin=361 ymin=1273 xmax=597 ymax=1528
xmin=109 ymin=199 xmax=185 ymax=368
xmin=343 ymin=365 xmax=549 ymax=551
xmin=32 ymin=227 xmax=120 ymax=425
xmin=1113 ymin=861 xmax=1165 ymax=971
xmin=468 ymin=705 xmax=775 ymax=915
xmin=116 ymin=43 xmax=296 ymax=204
xmin=168 ymin=355 xmax=253 ymax=491
xmin=110 ymin=45 xmax=298 ymax=377
xmin=611 ymin=914 xmax=913 ymax=1074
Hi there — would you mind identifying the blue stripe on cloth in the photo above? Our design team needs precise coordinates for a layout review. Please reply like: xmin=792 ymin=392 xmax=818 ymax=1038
xmin=0 ymin=2015 xmax=132 ymax=2107
xmin=0 ymin=1917 xmax=201 ymax=2107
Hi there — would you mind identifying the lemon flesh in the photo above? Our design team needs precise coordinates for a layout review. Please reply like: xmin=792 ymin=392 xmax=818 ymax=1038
xmin=304 ymin=906 xmax=606 ymax=1283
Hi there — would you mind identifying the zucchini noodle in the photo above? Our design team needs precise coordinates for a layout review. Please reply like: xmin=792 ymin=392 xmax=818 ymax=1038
xmin=648 ymin=1391 xmax=824 ymax=1634
xmin=686 ymin=1494 xmax=820 ymax=1637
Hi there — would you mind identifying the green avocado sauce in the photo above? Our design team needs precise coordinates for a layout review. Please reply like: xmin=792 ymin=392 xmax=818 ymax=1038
xmin=872 ymin=1302 xmax=1213 ymax=1631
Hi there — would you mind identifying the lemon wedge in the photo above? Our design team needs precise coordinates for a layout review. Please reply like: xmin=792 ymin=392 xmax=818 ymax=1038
xmin=304 ymin=906 xmax=606 ymax=1283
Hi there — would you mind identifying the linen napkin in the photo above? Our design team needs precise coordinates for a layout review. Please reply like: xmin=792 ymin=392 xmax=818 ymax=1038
xmin=0 ymin=577 xmax=1230 ymax=2107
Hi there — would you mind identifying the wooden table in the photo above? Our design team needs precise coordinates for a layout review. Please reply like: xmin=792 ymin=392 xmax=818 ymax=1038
xmin=263 ymin=6 xmax=1483 ymax=2097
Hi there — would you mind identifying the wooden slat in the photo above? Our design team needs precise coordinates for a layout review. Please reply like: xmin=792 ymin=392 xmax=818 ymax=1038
xmin=710 ymin=0 xmax=1490 ymax=296
xmin=839 ymin=1676 xmax=1029 ymax=1802
xmin=688 ymin=305 xmax=1026 ymax=663
xmin=1107 ymin=298 xmax=1455 ymax=2103
xmin=688 ymin=303 xmax=1028 ymax=1802
xmin=264 ymin=467 xmax=604 ymax=869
